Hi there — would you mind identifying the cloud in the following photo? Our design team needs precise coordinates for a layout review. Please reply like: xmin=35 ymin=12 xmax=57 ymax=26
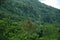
xmin=39 ymin=0 xmax=60 ymax=9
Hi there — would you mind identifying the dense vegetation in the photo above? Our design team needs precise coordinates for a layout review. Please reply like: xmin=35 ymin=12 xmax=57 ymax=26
xmin=0 ymin=0 xmax=60 ymax=40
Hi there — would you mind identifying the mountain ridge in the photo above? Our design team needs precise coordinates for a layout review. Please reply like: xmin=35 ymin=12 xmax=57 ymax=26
xmin=0 ymin=0 xmax=60 ymax=40
xmin=0 ymin=0 xmax=60 ymax=23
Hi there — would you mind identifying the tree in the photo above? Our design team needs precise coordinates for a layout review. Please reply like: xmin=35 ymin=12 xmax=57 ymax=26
xmin=21 ymin=19 xmax=37 ymax=34
xmin=0 ymin=0 xmax=5 ymax=5
xmin=0 ymin=18 xmax=9 ymax=40
xmin=58 ymin=30 xmax=60 ymax=40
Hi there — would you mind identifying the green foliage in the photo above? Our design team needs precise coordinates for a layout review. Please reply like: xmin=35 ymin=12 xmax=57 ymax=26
xmin=0 ymin=0 xmax=60 ymax=40
xmin=0 ymin=18 xmax=59 ymax=40
xmin=0 ymin=0 xmax=60 ymax=23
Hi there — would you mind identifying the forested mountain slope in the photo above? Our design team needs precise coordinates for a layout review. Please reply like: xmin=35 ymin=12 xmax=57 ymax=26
xmin=0 ymin=0 xmax=60 ymax=23
xmin=0 ymin=0 xmax=60 ymax=40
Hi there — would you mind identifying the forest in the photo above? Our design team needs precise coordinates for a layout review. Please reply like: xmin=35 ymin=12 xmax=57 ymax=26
xmin=0 ymin=0 xmax=60 ymax=40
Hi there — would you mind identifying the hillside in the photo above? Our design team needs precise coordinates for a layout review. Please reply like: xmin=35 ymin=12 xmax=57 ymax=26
xmin=0 ymin=0 xmax=60 ymax=40
xmin=0 ymin=0 xmax=60 ymax=23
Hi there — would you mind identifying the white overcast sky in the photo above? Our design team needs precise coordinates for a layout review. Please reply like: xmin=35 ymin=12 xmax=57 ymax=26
xmin=39 ymin=0 xmax=60 ymax=9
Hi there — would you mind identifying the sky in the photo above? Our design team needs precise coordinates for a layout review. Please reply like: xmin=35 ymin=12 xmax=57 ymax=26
xmin=39 ymin=0 xmax=60 ymax=9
